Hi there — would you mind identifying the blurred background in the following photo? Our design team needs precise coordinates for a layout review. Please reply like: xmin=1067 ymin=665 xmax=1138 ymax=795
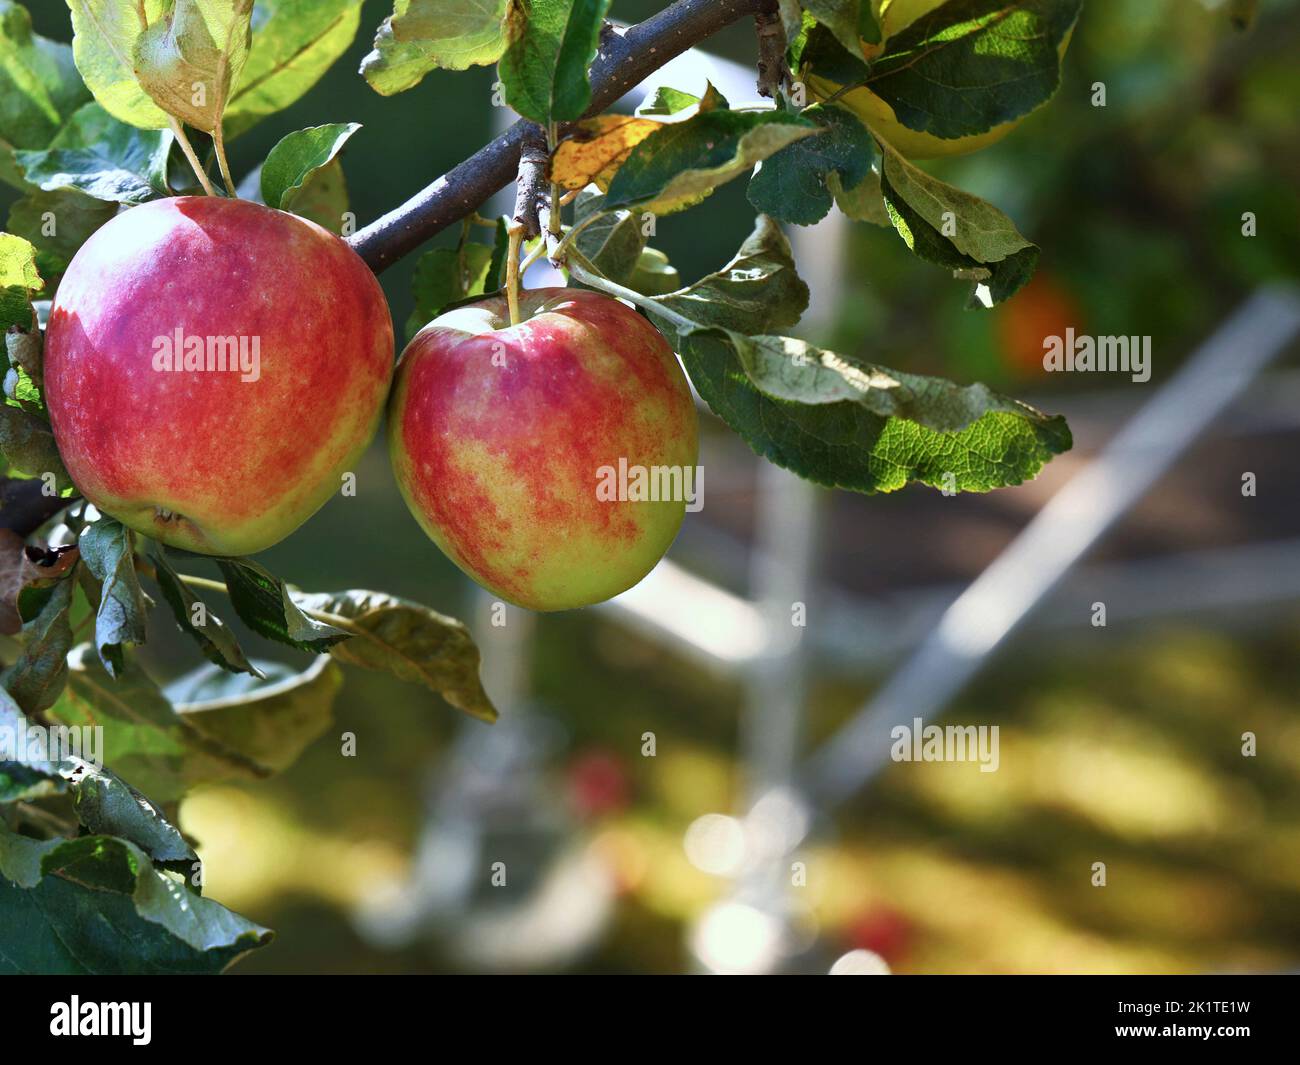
xmin=11 ymin=0 xmax=1300 ymax=973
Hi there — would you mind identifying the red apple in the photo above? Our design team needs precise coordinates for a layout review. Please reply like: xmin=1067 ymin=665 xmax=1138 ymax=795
xmin=44 ymin=196 xmax=393 ymax=556
xmin=387 ymin=288 xmax=699 ymax=611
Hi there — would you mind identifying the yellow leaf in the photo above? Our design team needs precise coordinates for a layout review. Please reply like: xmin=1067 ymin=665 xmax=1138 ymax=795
xmin=552 ymin=114 xmax=660 ymax=192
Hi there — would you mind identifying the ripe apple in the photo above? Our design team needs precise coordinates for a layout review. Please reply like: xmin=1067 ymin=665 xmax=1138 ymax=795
xmin=44 ymin=196 xmax=394 ymax=556
xmin=807 ymin=0 xmax=1073 ymax=160
xmin=387 ymin=288 xmax=698 ymax=611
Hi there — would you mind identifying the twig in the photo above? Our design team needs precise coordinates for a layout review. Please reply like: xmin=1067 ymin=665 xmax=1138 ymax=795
xmin=513 ymin=123 xmax=549 ymax=241
xmin=347 ymin=0 xmax=767 ymax=273
xmin=754 ymin=1 xmax=790 ymax=99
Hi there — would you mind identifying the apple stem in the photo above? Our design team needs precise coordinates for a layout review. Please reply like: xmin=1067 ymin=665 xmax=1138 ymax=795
xmin=505 ymin=223 xmax=524 ymax=326
xmin=213 ymin=126 xmax=237 ymax=198
xmin=170 ymin=119 xmax=218 ymax=196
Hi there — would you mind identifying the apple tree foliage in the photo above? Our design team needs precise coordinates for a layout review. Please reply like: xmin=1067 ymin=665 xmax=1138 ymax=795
xmin=0 ymin=0 xmax=1125 ymax=971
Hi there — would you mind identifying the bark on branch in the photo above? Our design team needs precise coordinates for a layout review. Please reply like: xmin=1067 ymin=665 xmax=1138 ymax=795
xmin=754 ymin=5 xmax=791 ymax=99
xmin=348 ymin=0 xmax=769 ymax=274
xmin=512 ymin=123 xmax=549 ymax=241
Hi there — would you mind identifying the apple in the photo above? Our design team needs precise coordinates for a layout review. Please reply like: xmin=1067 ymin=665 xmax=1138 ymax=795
xmin=44 ymin=196 xmax=394 ymax=556
xmin=807 ymin=0 xmax=1073 ymax=160
xmin=387 ymin=288 xmax=698 ymax=611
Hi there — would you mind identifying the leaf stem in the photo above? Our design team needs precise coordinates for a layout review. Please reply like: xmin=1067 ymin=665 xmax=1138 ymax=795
xmin=519 ymin=237 xmax=547 ymax=275
xmin=550 ymin=210 xmax=605 ymax=264
xmin=565 ymin=250 xmax=697 ymax=334
xmin=546 ymin=120 xmax=563 ymax=258
xmin=177 ymin=573 xmax=229 ymax=595
xmin=212 ymin=125 xmax=237 ymax=198
xmin=170 ymin=119 xmax=217 ymax=196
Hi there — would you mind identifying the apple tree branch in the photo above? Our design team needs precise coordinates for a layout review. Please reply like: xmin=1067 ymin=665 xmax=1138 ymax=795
xmin=347 ymin=0 xmax=773 ymax=274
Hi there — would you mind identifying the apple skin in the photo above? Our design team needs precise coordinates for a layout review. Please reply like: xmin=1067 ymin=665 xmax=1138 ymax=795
xmin=808 ymin=0 xmax=1072 ymax=160
xmin=44 ymin=196 xmax=393 ymax=556
xmin=388 ymin=288 xmax=698 ymax=611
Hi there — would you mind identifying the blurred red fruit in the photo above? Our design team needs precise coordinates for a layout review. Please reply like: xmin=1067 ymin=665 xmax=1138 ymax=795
xmin=995 ymin=271 xmax=1084 ymax=378
xmin=847 ymin=905 xmax=913 ymax=963
xmin=567 ymin=749 xmax=631 ymax=818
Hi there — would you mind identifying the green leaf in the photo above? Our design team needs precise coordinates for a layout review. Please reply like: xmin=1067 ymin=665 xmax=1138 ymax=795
xmin=876 ymin=136 xmax=1038 ymax=305
xmin=225 ymin=0 xmax=363 ymax=138
xmin=214 ymin=557 xmax=349 ymax=653
xmin=49 ymin=644 xmax=274 ymax=800
xmin=603 ymin=107 xmax=816 ymax=216
xmin=13 ymin=101 xmax=172 ymax=205
xmin=280 ymin=156 xmax=348 ymax=232
xmin=637 ymin=86 xmax=703 ymax=118
xmin=614 ymin=222 xmax=1071 ymax=496
xmin=648 ymin=215 xmax=809 ymax=335
xmin=747 ymin=103 xmax=874 ymax=226
xmin=407 ymin=242 xmax=494 ymax=340
xmin=0 ymin=230 xmax=41 ymax=332
xmin=0 ymin=404 xmax=71 ymax=488
xmin=674 ymin=328 xmax=1071 ymax=494
xmin=0 ymin=683 xmax=61 ymax=801
xmin=78 ymin=517 xmax=150 ymax=676
xmin=0 ymin=0 xmax=92 ymax=150
xmin=3 ymin=323 xmax=48 ymax=415
xmin=498 ymin=0 xmax=611 ymax=124
xmin=133 ymin=0 xmax=255 ymax=133
xmin=259 ymin=121 xmax=359 ymax=210
xmin=68 ymin=761 xmax=195 ymax=864
xmin=0 ymin=531 xmax=77 ymax=637
xmin=829 ymin=166 xmax=889 ymax=225
xmin=634 ymin=83 xmax=728 ymax=120
xmin=799 ymin=19 xmax=870 ymax=85
xmin=362 ymin=0 xmax=523 ymax=96
xmin=572 ymin=189 xmax=645 ymax=285
xmin=65 ymin=0 xmax=170 ymax=129
xmin=0 ymin=825 xmax=271 ymax=974
xmin=6 ymin=187 xmax=118 ymax=284
xmin=169 ymin=655 xmax=343 ymax=775
xmin=485 ymin=213 xmax=510 ymax=291
xmin=149 ymin=546 xmax=261 ymax=678
xmin=1 ymin=571 xmax=74 ymax=715
xmin=865 ymin=0 xmax=1082 ymax=140
xmin=626 ymin=246 xmax=680 ymax=296
xmin=291 ymin=589 xmax=496 ymax=722
xmin=801 ymin=0 xmax=871 ymax=58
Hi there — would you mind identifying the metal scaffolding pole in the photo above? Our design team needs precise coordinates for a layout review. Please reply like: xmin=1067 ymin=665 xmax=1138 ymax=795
xmin=800 ymin=285 xmax=1300 ymax=807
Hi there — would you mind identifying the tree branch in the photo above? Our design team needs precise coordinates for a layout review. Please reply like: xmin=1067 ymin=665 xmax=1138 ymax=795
xmin=348 ymin=0 xmax=771 ymax=274
xmin=512 ymin=123 xmax=549 ymax=241
xmin=754 ymin=5 xmax=790 ymax=99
